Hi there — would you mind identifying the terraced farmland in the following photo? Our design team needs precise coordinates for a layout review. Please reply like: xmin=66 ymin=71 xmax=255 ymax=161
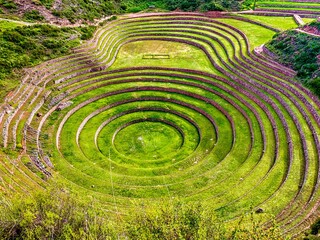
xmin=1 ymin=12 xmax=320 ymax=237
xmin=254 ymin=0 xmax=320 ymax=18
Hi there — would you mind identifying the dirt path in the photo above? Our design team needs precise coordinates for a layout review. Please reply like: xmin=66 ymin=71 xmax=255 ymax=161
xmin=0 ymin=17 xmax=34 ymax=25
xmin=296 ymin=28 xmax=320 ymax=37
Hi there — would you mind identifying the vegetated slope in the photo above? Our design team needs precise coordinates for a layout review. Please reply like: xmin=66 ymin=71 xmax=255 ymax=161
xmin=0 ymin=0 xmax=120 ymax=23
xmin=0 ymin=23 xmax=96 ymax=100
xmin=0 ymin=0 xmax=243 ymax=24
xmin=242 ymin=0 xmax=320 ymax=18
xmin=0 ymin=185 xmax=285 ymax=239
xmin=265 ymin=21 xmax=320 ymax=96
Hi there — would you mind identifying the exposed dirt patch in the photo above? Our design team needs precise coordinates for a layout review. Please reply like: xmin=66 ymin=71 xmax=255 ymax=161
xmin=204 ymin=11 xmax=224 ymax=18
xmin=13 ymin=0 xmax=70 ymax=25
xmin=52 ymin=0 xmax=63 ymax=11
xmin=5 ymin=0 xmax=115 ymax=27
xmin=301 ymin=25 xmax=320 ymax=36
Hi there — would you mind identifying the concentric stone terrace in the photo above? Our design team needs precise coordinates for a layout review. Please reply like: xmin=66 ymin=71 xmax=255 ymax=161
xmin=1 ymin=12 xmax=320 ymax=236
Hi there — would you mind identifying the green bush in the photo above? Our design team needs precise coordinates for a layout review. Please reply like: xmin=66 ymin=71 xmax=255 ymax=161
xmin=52 ymin=9 xmax=62 ymax=17
xmin=23 ymin=10 xmax=45 ymax=22
xmin=42 ymin=39 xmax=63 ymax=49
xmin=128 ymin=6 xmax=144 ymax=13
xmin=200 ymin=2 xmax=224 ymax=11
xmin=0 ymin=185 xmax=287 ymax=239
xmin=311 ymin=218 xmax=320 ymax=235
xmin=39 ymin=0 xmax=54 ymax=9
xmin=309 ymin=21 xmax=320 ymax=31
xmin=0 ymin=0 xmax=17 ymax=10
xmin=241 ymin=0 xmax=255 ymax=10
xmin=0 ymin=185 xmax=117 ymax=239
xmin=307 ymin=77 xmax=320 ymax=95
xmin=165 ymin=0 xmax=200 ymax=11
xmin=266 ymin=23 xmax=320 ymax=96
xmin=126 ymin=201 xmax=204 ymax=239
xmin=109 ymin=15 xmax=117 ymax=21
xmin=77 ymin=25 xmax=96 ymax=40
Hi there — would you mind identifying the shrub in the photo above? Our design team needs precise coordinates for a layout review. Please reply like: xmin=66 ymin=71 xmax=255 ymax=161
xmin=311 ymin=218 xmax=320 ymax=235
xmin=77 ymin=25 xmax=96 ymax=40
xmin=0 ymin=185 xmax=118 ymax=239
xmin=126 ymin=201 xmax=204 ymax=239
xmin=266 ymin=26 xmax=320 ymax=96
xmin=0 ymin=186 xmax=286 ymax=239
xmin=0 ymin=0 xmax=17 ymax=10
xmin=200 ymin=2 xmax=224 ymax=11
xmin=42 ymin=39 xmax=63 ymax=49
xmin=23 ymin=10 xmax=45 ymax=22
xmin=109 ymin=15 xmax=117 ymax=21
xmin=128 ymin=6 xmax=144 ymax=13
xmin=39 ymin=0 xmax=54 ymax=9
xmin=165 ymin=0 xmax=199 ymax=11
xmin=241 ymin=0 xmax=255 ymax=10
xmin=307 ymin=77 xmax=320 ymax=97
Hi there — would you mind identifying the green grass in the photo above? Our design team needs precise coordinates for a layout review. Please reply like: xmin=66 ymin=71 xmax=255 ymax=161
xmin=0 ymin=20 xmax=23 ymax=31
xmin=113 ymin=121 xmax=184 ymax=160
xmin=216 ymin=18 xmax=276 ymax=48
xmin=47 ymin=16 xmax=319 ymax=230
xmin=303 ymin=18 xmax=319 ymax=24
xmin=110 ymin=40 xmax=216 ymax=73
xmin=238 ymin=14 xmax=298 ymax=30
xmin=257 ymin=6 xmax=320 ymax=12
xmin=257 ymin=2 xmax=320 ymax=6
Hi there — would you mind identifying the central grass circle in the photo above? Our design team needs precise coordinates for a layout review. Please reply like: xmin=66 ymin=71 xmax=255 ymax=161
xmin=113 ymin=121 xmax=183 ymax=160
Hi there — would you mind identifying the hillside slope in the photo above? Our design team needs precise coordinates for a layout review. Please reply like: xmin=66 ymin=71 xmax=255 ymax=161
xmin=0 ymin=0 xmax=243 ymax=24
xmin=0 ymin=0 xmax=122 ymax=24
xmin=0 ymin=23 xmax=96 ymax=99
xmin=265 ymin=21 xmax=320 ymax=96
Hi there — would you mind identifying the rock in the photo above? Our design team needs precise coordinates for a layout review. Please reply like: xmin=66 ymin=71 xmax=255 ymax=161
xmin=56 ymin=101 xmax=73 ymax=111
xmin=90 ymin=66 xmax=106 ymax=72
xmin=255 ymin=208 xmax=264 ymax=214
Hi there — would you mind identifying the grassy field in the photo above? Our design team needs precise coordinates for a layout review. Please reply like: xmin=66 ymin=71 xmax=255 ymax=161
xmin=303 ymin=18 xmax=318 ymax=24
xmin=0 ymin=20 xmax=23 ymax=31
xmin=257 ymin=6 xmax=320 ymax=12
xmin=216 ymin=18 xmax=276 ymax=47
xmin=110 ymin=40 xmax=215 ymax=73
xmin=257 ymin=2 xmax=320 ymax=6
xmin=237 ymin=15 xmax=298 ymax=30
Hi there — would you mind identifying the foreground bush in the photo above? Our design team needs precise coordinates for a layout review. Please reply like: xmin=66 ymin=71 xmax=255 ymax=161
xmin=0 ymin=185 xmax=117 ymax=239
xmin=0 ymin=184 xmax=288 ymax=239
